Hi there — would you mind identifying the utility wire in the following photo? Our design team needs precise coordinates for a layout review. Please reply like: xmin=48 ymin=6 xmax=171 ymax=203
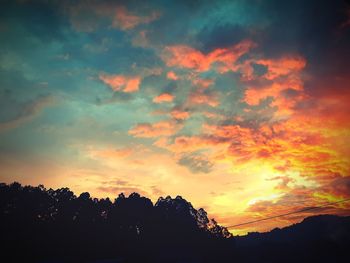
xmin=226 ymin=197 xmax=350 ymax=229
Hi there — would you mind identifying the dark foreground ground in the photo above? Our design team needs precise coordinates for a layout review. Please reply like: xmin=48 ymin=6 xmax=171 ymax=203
xmin=1 ymin=182 xmax=349 ymax=263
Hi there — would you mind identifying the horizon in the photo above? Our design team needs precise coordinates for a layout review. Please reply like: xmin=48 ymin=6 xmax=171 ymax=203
xmin=0 ymin=0 xmax=350 ymax=236
xmin=3 ymin=180 xmax=349 ymax=237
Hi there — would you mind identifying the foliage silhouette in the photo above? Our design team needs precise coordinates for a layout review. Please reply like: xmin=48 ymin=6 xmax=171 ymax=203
xmin=0 ymin=182 xmax=233 ymax=263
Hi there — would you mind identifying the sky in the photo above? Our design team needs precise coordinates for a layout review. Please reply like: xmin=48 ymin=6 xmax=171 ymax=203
xmin=0 ymin=0 xmax=350 ymax=235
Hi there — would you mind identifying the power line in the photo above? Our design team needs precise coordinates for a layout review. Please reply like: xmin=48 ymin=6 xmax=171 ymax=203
xmin=226 ymin=197 xmax=350 ymax=229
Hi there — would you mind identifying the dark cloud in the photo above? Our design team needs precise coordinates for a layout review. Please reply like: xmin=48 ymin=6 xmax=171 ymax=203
xmin=98 ymin=176 xmax=150 ymax=196
xmin=0 ymin=93 xmax=54 ymax=132
xmin=0 ymin=0 xmax=66 ymax=43
xmin=256 ymin=0 xmax=350 ymax=94
xmin=326 ymin=177 xmax=350 ymax=198
xmin=192 ymin=0 xmax=350 ymax=96
xmin=197 ymin=24 xmax=250 ymax=53
xmin=162 ymin=82 xmax=177 ymax=94
xmin=178 ymin=152 xmax=214 ymax=173
xmin=251 ymin=63 xmax=268 ymax=77
xmin=101 ymin=179 xmax=129 ymax=186
xmin=95 ymin=91 xmax=134 ymax=105
xmin=0 ymin=69 xmax=56 ymax=132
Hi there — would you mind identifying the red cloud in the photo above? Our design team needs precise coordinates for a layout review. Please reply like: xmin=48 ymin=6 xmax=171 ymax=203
xmin=112 ymin=6 xmax=160 ymax=30
xmin=153 ymin=93 xmax=174 ymax=103
xmin=161 ymin=40 xmax=255 ymax=72
xmin=99 ymin=74 xmax=141 ymax=93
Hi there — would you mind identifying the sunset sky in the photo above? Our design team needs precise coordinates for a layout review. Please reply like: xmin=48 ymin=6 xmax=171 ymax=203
xmin=0 ymin=0 xmax=350 ymax=235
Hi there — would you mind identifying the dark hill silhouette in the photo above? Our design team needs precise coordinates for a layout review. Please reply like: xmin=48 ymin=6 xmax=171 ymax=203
xmin=0 ymin=182 xmax=349 ymax=263
xmin=235 ymin=214 xmax=350 ymax=262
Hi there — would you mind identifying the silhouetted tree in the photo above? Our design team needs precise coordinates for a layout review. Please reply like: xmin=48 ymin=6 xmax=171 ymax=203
xmin=0 ymin=182 xmax=234 ymax=262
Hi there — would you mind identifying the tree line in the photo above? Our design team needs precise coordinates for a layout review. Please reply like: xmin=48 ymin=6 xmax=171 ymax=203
xmin=0 ymin=182 xmax=234 ymax=262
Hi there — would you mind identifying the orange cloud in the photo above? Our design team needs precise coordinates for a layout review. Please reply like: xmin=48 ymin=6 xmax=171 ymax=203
xmin=128 ymin=120 xmax=182 ymax=138
xmin=241 ymin=175 xmax=350 ymax=233
xmin=215 ymin=140 xmax=348 ymax=234
xmin=161 ymin=40 xmax=255 ymax=72
xmin=156 ymin=135 xmax=226 ymax=154
xmin=99 ymin=74 xmax=141 ymax=93
xmin=112 ymin=6 xmax=160 ymax=30
xmin=171 ymin=109 xmax=190 ymax=120
xmin=167 ymin=136 xmax=213 ymax=153
xmin=167 ymin=71 xmax=178 ymax=80
xmin=153 ymin=93 xmax=174 ymax=103
xmin=192 ymin=78 xmax=215 ymax=88
xmin=256 ymin=56 xmax=306 ymax=80
xmin=188 ymin=89 xmax=219 ymax=107
xmin=242 ymin=55 xmax=307 ymax=118
xmin=199 ymin=102 xmax=350 ymax=180
xmin=244 ymin=78 xmax=303 ymax=102
xmin=202 ymin=111 xmax=226 ymax=120
xmin=91 ymin=147 xmax=133 ymax=159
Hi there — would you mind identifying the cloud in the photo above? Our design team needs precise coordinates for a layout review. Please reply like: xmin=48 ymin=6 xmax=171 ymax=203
xmin=153 ymin=92 xmax=174 ymax=103
xmin=161 ymin=40 xmax=255 ymax=72
xmin=295 ymin=76 xmax=350 ymax=128
xmin=188 ymin=88 xmax=219 ymax=107
xmin=244 ymin=174 xmax=350 ymax=229
xmin=332 ymin=177 xmax=350 ymax=197
xmin=170 ymin=108 xmax=190 ymax=120
xmin=166 ymin=71 xmax=178 ymax=80
xmin=192 ymin=78 xmax=215 ymax=88
xmin=0 ymin=95 xmax=55 ymax=132
xmin=255 ymin=56 xmax=306 ymax=80
xmin=150 ymin=185 xmax=164 ymax=197
xmin=99 ymin=74 xmax=141 ymax=93
xmin=197 ymin=24 xmax=250 ymax=53
xmin=131 ymin=30 xmax=149 ymax=47
xmin=67 ymin=3 xmax=160 ymax=32
xmin=128 ymin=120 xmax=182 ymax=138
xmin=90 ymin=147 xmax=133 ymax=159
xmin=67 ymin=2 xmax=102 ymax=32
xmin=178 ymin=152 xmax=214 ymax=173
xmin=241 ymin=55 xmax=307 ymax=118
xmin=112 ymin=6 xmax=160 ymax=30
xmin=315 ymin=176 xmax=350 ymax=199
xmin=156 ymin=135 xmax=222 ymax=153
